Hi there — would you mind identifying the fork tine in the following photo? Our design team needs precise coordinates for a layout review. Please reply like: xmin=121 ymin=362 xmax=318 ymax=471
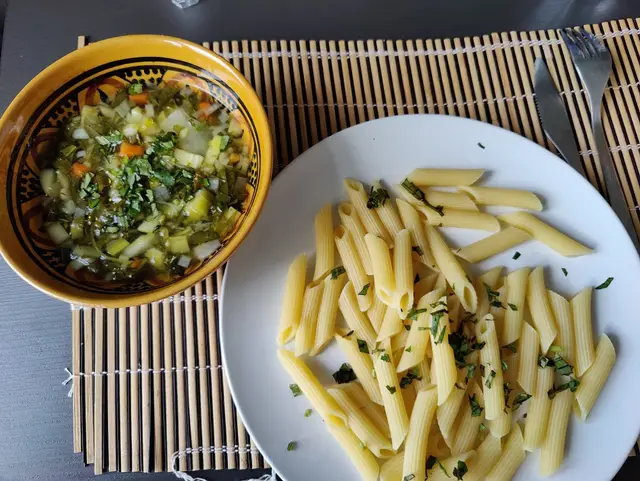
xmin=561 ymin=28 xmax=586 ymax=59
xmin=577 ymin=27 xmax=608 ymax=55
xmin=575 ymin=28 xmax=599 ymax=58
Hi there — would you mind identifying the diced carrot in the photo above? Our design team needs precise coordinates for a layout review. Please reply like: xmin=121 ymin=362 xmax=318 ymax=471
xmin=129 ymin=91 xmax=149 ymax=106
xmin=119 ymin=142 xmax=145 ymax=158
xmin=70 ymin=162 xmax=91 ymax=177
xmin=130 ymin=258 xmax=143 ymax=269
xmin=198 ymin=101 xmax=213 ymax=119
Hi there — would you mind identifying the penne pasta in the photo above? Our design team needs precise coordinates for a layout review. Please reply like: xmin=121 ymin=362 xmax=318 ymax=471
xmin=366 ymin=294 xmax=387 ymax=333
xmin=571 ymin=287 xmax=595 ymax=377
xmin=328 ymin=386 xmax=393 ymax=458
xmin=540 ymin=389 xmax=573 ymax=476
xmin=339 ymin=282 xmax=378 ymax=348
xmin=338 ymin=202 xmax=374 ymax=275
xmin=379 ymin=452 xmax=403 ymax=481
xmin=501 ymin=267 xmax=530 ymax=346
xmin=377 ymin=306 xmax=403 ymax=342
xmin=465 ymin=432 xmax=502 ymax=481
xmin=574 ymin=334 xmax=616 ymax=421
xmin=523 ymin=365 xmax=554 ymax=451
xmin=334 ymin=333 xmax=383 ymax=405
xmin=396 ymin=198 xmax=437 ymax=269
xmin=371 ymin=181 xmax=404 ymax=239
xmin=489 ymin=355 xmax=517 ymax=439
xmin=402 ymin=387 xmax=438 ymax=481
xmin=314 ymin=203 xmax=335 ymax=279
xmin=277 ymin=253 xmax=307 ymax=345
xmin=527 ymin=266 xmax=558 ymax=353
xmin=548 ymin=289 xmax=575 ymax=366
xmin=499 ymin=211 xmax=592 ymax=257
xmin=458 ymin=186 xmax=543 ymax=211
xmin=294 ymin=279 xmax=324 ymax=356
xmin=407 ymin=168 xmax=485 ymax=186
xmin=418 ymin=206 xmax=501 ymax=232
xmin=455 ymin=226 xmax=532 ymax=264
xmin=474 ymin=266 xmax=503 ymax=319
xmin=334 ymin=226 xmax=373 ymax=311
xmin=277 ymin=349 xmax=346 ymax=427
xmin=485 ymin=424 xmax=525 ymax=481
xmin=335 ymin=382 xmax=390 ymax=438
xmin=311 ymin=269 xmax=347 ymax=355
xmin=476 ymin=315 xmax=505 ymax=420
xmin=326 ymin=424 xmax=380 ymax=481
xmin=517 ymin=322 xmax=539 ymax=396
xmin=393 ymin=229 xmax=414 ymax=316
xmin=396 ymin=184 xmax=479 ymax=211
xmin=345 ymin=178 xmax=392 ymax=245
xmin=427 ymin=295 xmax=458 ymax=405
xmin=374 ymin=348 xmax=410 ymax=450
xmin=365 ymin=233 xmax=396 ymax=306
xmin=425 ymin=223 xmax=478 ymax=314
xmin=437 ymin=369 xmax=468 ymax=447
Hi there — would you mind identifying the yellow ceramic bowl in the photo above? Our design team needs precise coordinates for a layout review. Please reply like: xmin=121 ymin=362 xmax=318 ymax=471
xmin=0 ymin=35 xmax=272 ymax=307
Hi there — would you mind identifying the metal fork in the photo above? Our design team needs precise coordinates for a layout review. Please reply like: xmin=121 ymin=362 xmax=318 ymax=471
xmin=562 ymin=27 xmax=639 ymax=249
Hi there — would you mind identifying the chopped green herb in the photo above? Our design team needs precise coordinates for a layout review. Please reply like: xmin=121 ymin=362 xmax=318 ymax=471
xmin=479 ymin=423 xmax=486 ymax=430
xmin=478 ymin=142 xmax=485 ymax=149
xmin=501 ymin=360 xmax=508 ymax=372
xmin=289 ymin=384 xmax=302 ymax=397
xmin=430 ymin=300 xmax=448 ymax=309
xmin=552 ymin=354 xmax=573 ymax=376
xmin=548 ymin=378 xmax=580 ymax=399
xmin=304 ymin=409 xmax=312 ymax=418
xmin=332 ymin=363 xmax=357 ymax=384
xmin=367 ymin=185 xmax=390 ymax=209
xmin=503 ymin=381 xmax=513 ymax=407
xmin=358 ymin=283 xmax=370 ymax=296
xmin=412 ymin=245 xmax=424 ymax=256
xmin=508 ymin=303 xmax=518 ymax=311
xmin=400 ymin=367 xmax=423 ymax=389
xmin=386 ymin=385 xmax=397 ymax=394
xmin=453 ymin=460 xmax=468 ymax=480
xmin=403 ymin=475 xmax=416 ymax=481
xmin=357 ymin=339 xmax=369 ymax=354
xmin=128 ymin=83 xmax=143 ymax=95
xmin=426 ymin=456 xmax=438 ymax=471
xmin=538 ymin=356 xmax=551 ymax=368
xmin=562 ymin=267 xmax=568 ymax=276
xmin=418 ymin=326 xmax=428 ymax=331
xmin=401 ymin=178 xmax=444 ymax=216
xmin=414 ymin=273 xmax=421 ymax=284
xmin=549 ymin=345 xmax=563 ymax=353
xmin=330 ymin=266 xmax=346 ymax=279
xmin=436 ymin=326 xmax=447 ymax=344
xmin=490 ymin=300 xmax=505 ymax=309
xmin=464 ymin=364 xmax=476 ymax=384
xmin=287 ymin=441 xmax=296 ymax=451
xmin=406 ymin=307 xmax=428 ymax=321
xmin=512 ymin=393 xmax=532 ymax=411
xmin=403 ymin=323 xmax=411 ymax=331
xmin=595 ymin=277 xmax=614 ymax=290
xmin=343 ymin=330 xmax=354 ymax=338
xmin=359 ymin=442 xmax=366 ymax=450
xmin=502 ymin=342 xmax=517 ymax=353
xmin=405 ymin=346 xmax=412 ymax=353
xmin=380 ymin=353 xmax=391 ymax=363
xmin=469 ymin=394 xmax=483 ymax=417
xmin=484 ymin=283 xmax=504 ymax=309
xmin=512 ymin=251 xmax=521 ymax=260
xmin=485 ymin=369 xmax=497 ymax=388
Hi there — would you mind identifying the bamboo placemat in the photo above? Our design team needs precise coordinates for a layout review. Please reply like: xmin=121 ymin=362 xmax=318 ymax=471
xmin=70 ymin=18 xmax=640 ymax=476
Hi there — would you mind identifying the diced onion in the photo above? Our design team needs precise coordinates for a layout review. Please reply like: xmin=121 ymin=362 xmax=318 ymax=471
xmin=46 ymin=223 xmax=70 ymax=245
xmin=123 ymin=124 xmax=139 ymax=138
xmin=76 ymin=150 xmax=86 ymax=159
xmin=192 ymin=240 xmax=221 ymax=260
xmin=218 ymin=110 xmax=229 ymax=123
xmin=152 ymin=185 xmax=170 ymax=202
xmin=207 ymin=178 xmax=220 ymax=192
xmin=195 ymin=103 xmax=220 ymax=118
xmin=145 ymin=104 xmax=155 ymax=118
xmin=114 ymin=100 xmax=131 ymax=118
xmin=72 ymin=128 xmax=89 ymax=140
xmin=179 ymin=86 xmax=193 ymax=97
xmin=177 ymin=255 xmax=192 ymax=268
xmin=61 ymin=200 xmax=77 ymax=215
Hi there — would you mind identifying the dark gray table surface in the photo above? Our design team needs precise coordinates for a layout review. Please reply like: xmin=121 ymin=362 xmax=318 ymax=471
xmin=1 ymin=1 xmax=639 ymax=480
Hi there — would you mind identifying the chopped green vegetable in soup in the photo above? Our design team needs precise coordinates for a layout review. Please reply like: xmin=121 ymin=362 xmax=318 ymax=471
xmin=39 ymin=82 xmax=250 ymax=282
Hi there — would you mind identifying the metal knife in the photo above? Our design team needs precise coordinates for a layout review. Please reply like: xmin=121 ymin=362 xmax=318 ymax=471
xmin=533 ymin=58 xmax=586 ymax=178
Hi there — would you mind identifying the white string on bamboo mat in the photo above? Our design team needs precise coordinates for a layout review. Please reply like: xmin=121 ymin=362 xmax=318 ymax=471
xmin=170 ymin=447 xmax=272 ymax=481
xmin=215 ymin=28 xmax=639 ymax=60
xmin=69 ymin=293 xmax=218 ymax=310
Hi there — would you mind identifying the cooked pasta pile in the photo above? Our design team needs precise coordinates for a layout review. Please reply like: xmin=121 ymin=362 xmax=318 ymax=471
xmin=277 ymin=169 xmax=616 ymax=481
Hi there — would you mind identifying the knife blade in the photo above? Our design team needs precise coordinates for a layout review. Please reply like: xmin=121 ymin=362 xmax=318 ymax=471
xmin=533 ymin=58 xmax=586 ymax=178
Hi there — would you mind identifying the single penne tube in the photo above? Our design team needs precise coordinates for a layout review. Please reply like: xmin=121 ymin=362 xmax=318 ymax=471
xmin=396 ymin=198 xmax=437 ymax=269
xmin=501 ymin=267 xmax=531 ymax=345
xmin=335 ymin=382 xmax=390 ymax=438
xmin=365 ymin=233 xmax=396 ymax=306
xmin=465 ymin=430 xmax=502 ymax=481
xmin=571 ymin=287 xmax=595 ymax=377
xmin=517 ymin=322 xmax=539 ymax=395
xmin=473 ymin=266 xmax=503 ymax=319
xmin=407 ymin=168 xmax=485 ymax=186
xmin=418 ymin=206 xmax=501 ymax=232
xmin=540 ymin=389 xmax=573 ymax=477
xmin=485 ymin=424 xmax=525 ymax=481
xmin=402 ymin=387 xmax=438 ymax=481
xmin=334 ymin=333 xmax=383 ymax=405
xmin=326 ymin=424 xmax=380 ymax=481
xmin=374 ymin=348 xmax=410 ymax=450
xmin=311 ymin=270 xmax=347 ymax=355
xmin=345 ymin=178 xmax=392 ymax=245
xmin=458 ymin=186 xmax=543 ymax=211
xmin=574 ymin=334 xmax=616 ymax=420
xmin=526 ymin=266 xmax=558 ymax=353
xmin=437 ymin=369 xmax=467 ymax=446
xmin=476 ymin=315 xmax=505 ymax=420
xmin=488 ymin=401 xmax=511 ymax=439
xmin=314 ymin=203 xmax=335 ymax=279
xmin=394 ymin=229 xmax=415 ymax=315
xmin=489 ymin=285 xmax=507 ymax=335
xmin=339 ymin=282 xmax=378 ymax=348
xmin=371 ymin=180 xmax=404 ymax=239
xmin=396 ymin=289 xmax=444 ymax=373
xmin=425 ymin=223 xmax=478 ymax=314
xmin=455 ymin=227 xmax=532 ymax=264
xmin=277 ymin=349 xmax=346 ymax=427
xmin=277 ymin=253 xmax=308 ymax=345
xmin=429 ymin=295 xmax=458 ymax=405
xmin=395 ymin=184 xmax=479 ymax=211
xmin=451 ymin=384 xmax=485 ymax=455
xmin=338 ymin=202 xmax=374 ymax=275
xmin=499 ymin=211 xmax=592 ymax=257
xmin=428 ymin=450 xmax=477 ymax=481
xmin=548 ymin=289 xmax=575 ymax=366
xmin=379 ymin=452 xmax=404 ymax=481
xmin=523 ymin=365 xmax=554 ymax=451
xmin=334 ymin=226 xmax=373 ymax=311
xmin=294 ymin=279 xmax=324 ymax=356
xmin=328 ymin=386 xmax=393 ymax=458
xmin=414 ymin=273 xmax=438 ymax=299
xmin=377 ymin=306 xmax=403 ymax=342
xmin=366 ymin=294 xmax=387 ymax=333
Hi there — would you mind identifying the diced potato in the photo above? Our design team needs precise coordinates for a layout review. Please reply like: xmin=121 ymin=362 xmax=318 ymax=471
xmin=137 ymin=215 xmax=164 ymax=233
xmin=106 ymin=238 xmax=130 ymax=256
xmin=120 ymin=233 xmax=157 ymax=259
xmin=169 ymin=235 xmax=190 ymax=254
xmin=174 ymin=148 xmax=204 ymax=169
xmin=183 ymin=189 xmax=212 ymax=222
xmin=46 ymin=222 xmax=69 ymax=245
xmin=144 ymin=247 xmax=166 ymax=269
xmin=40 ymin=169 xmax=61 ymax=197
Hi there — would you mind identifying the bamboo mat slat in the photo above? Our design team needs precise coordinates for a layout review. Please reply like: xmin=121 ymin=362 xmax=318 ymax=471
xmin=71 ymin=19 xmax=640 ymax=475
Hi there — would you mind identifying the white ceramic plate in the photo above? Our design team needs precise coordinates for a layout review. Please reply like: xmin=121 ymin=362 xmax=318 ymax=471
xmin=220 ymin=115 xmax=640 ymax=481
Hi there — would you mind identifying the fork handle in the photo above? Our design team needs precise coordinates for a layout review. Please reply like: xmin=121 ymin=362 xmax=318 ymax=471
xmin=592 ymin=108 xmax=640 ymax=250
